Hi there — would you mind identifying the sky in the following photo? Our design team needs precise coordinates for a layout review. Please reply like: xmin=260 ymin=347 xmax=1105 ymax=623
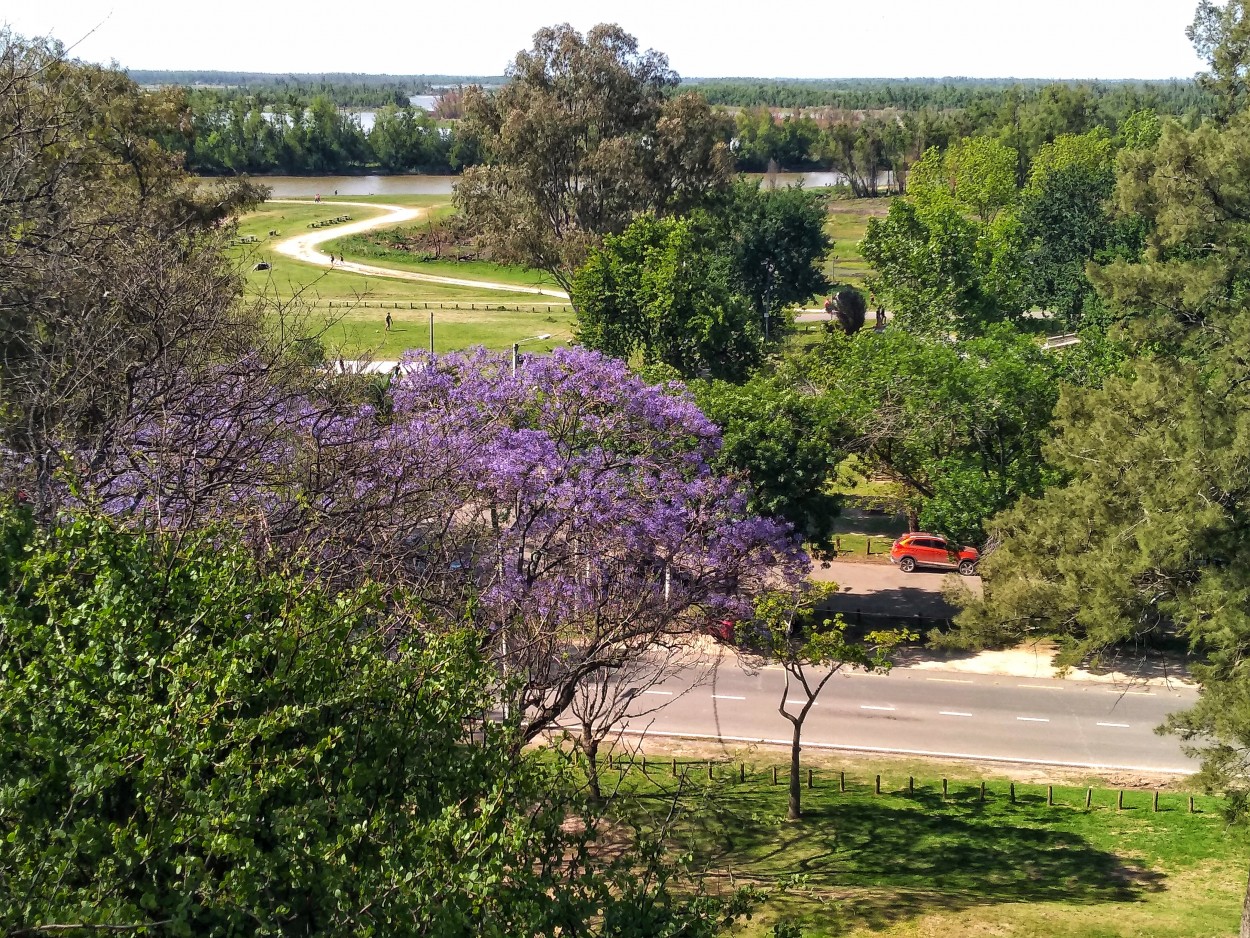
xmin=5 ymin=0 xmax=1210 ymax=80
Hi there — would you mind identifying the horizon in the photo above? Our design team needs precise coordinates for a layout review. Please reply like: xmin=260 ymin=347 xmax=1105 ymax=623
xmin=123 ymin=69 xmax=1203 ymax=85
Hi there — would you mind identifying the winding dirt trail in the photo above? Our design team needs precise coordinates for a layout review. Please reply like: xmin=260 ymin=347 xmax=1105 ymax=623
xmin=267 ymin=198 xmax=569 ymax=299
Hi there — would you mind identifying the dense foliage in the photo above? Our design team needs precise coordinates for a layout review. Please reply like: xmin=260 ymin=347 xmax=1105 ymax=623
xmin=456 ymin=24 xmax=732 ymax=291
xmin=571 ymin=180 xmax=830 ymax=378
xmin=0 ymin=511 xmax=748 ymax=935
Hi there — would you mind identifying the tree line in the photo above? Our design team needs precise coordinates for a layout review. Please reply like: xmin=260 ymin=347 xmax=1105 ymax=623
xmin=166 ymin=70 xmax=1217 ymax=180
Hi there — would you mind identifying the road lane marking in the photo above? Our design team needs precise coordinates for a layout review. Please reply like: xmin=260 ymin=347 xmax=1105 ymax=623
xmin=712 ymin=694 xmax=746 ymax=700
xmin=1016 ymin=717 xmax=1050 ymax=722
xmin=643 ymin=690 xmax=673 ymax=696
xmin=1106 ymin=689 xmax=1155 ymax=696
xmin=1017 ymin=684 xmax=1063 ymax=690
xmin=603 ymin=728 xmax=1195 ymax=775
xmin=786 ymin=699 xmax=815 ymax=707
xmin=1097 ymin=722 xmax=1131 ymax=728
xmin=940 ymin=711 xmax=973 ymax=717
xmin=926 ymin=677 xmax=974 ymax=684
xmin=860 ymin=705 xmax=896 ymax=712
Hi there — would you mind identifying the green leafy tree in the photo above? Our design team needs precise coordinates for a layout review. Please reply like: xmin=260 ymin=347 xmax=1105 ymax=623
xmin=936 ymin=137 xmax=1019 ymax=223
xmin=864 ymin=140 xmax=1027 ymax=336
xmin=803 ymin=326 xmax=1059 ymax=544
xmin=692 ymin=375 xmax=846 ymax=546
xmin=0 ymin=509 xmax=752 ymax=935
xmin=456 ymin=24 xmax=732 ymax=292
xmin=860 ymin=197 xmax=996 ymax=335
xmin=572 ymin=214 xmax=762 ymax=379
xmin=698 ymin=179 xmax=832 ymax=327
xmin=741 ymin=587 xmax=906 ymax=819
xmin=1016 ymin=129 xmax=1146 ymax=327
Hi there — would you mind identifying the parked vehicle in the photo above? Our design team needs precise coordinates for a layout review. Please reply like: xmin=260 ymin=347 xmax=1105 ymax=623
xmin=889 ymin=533 xmax=979 ymax=575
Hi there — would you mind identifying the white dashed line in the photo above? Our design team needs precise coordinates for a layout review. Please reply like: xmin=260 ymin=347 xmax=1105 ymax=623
xmin=786 ymin=700 xmax=814 ymax=707
xmin=926 ymin=677 xmax=974 ymax=684
xmin=1016 ymin=716 xmax=1050 ymax=723
xmin=860 ymin=705 xmax=897 ymax=712
xmin=712 ymin=694 xmax=746 ymax=701
xmin=1106 ymin=689 xmax=1154 ymax=696
xmin=643 ymin=690 xmax=673 ymax=696
xmin=1017 ymin=684 xmax=1063 ymax=690
xmin=1097 ymin=722 xmax=1131 ymax=728
xmin=940 ymin=711 xmax=973 ymax=717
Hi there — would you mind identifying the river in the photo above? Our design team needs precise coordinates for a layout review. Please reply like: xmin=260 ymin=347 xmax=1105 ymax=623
xmin=249 ymin=170 xmax=867 ymax=198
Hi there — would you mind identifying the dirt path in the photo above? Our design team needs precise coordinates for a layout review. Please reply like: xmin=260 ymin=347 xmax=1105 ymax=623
xmin=267 ymin=199 xmax=570 ymax=299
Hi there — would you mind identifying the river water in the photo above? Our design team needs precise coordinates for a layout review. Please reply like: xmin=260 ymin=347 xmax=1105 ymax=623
xmin=251 ymin=170 xmax=859 ymax=198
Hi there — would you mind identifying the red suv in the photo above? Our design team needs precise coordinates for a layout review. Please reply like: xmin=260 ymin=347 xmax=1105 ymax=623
xmin=890 ymin=533 xmax=979 ymax=576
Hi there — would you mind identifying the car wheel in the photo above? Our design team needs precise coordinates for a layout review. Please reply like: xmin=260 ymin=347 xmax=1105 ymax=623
xmin=899 ymin=556 xmax=916 ymax=573
xmin=958 ymin=559 xmax=977 ymax=576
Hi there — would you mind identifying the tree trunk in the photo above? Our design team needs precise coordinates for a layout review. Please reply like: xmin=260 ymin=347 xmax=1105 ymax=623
xmin=788 ymin=720 xmax=803 ymax=820
xmin=1241 ymin=862 xmax=1250 ymax=938
xmin=584 ymin=730 xmax=602 ymax=803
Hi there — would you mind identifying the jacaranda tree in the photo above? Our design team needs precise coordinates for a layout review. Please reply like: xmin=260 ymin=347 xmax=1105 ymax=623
xmin=79 ymin=348 xmax=806 ymax=741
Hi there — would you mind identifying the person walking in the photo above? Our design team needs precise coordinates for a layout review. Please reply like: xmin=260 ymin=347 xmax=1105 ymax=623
xmin=385 ymin=312 xmax=393 ymax=332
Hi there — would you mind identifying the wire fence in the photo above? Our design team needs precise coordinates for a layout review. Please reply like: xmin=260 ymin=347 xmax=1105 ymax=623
xmin=604 ymin=757 xmax=1208 ymax=815
xmin=321 ymin=300 xmax=572 ymax=313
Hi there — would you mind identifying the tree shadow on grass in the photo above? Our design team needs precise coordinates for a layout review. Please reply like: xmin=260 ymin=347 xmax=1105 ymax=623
xmin=675 ymin=787 xmax=1165 ymax=933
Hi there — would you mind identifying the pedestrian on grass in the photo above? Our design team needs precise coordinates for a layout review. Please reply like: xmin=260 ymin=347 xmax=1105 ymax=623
xmin=385 ymin=312 xmax=393 ymax=332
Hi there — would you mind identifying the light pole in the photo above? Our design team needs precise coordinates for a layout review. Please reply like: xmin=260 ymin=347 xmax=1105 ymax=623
xmin=511 ymin=333 xmax=553 ymax=376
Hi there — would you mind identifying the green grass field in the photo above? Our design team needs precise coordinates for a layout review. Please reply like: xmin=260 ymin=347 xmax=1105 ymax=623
xmin=597 ymin=749 xmax=1244 ymax=938
xmin=824 ymin=198 xmax=890 ymax=289
xmin=316 ymin=302 xmax=575 ymax=358
xmin=324 ymin=233 xmax=561 ymax=291
xmin=230 ymin=193 xmax=892 ymax=355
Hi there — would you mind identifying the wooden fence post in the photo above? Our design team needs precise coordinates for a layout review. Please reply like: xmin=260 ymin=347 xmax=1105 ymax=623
xmin=942 ymin=778 xmax=948 ymax=799
xmin=808 ymin=768 xmax=813 ymax=789
xmin=1190 ymin=796 xmax=1196 ymax=814
xmin=908 ymin=776 xmax=914 ymax=796
xmin=1117 ymin=790 xmax=1124 ymax=811
xmin=672 ymin=758 xmax=677 ymax=775
xmin=1010 ymin=782 xmax=1016 ymax=803
xmin=875 ymin=774 xmax=881 ymax=795
xmin=1047 ymin=785 xmax=1054 ymax=806
xmin=979 ymin=781 xmax=986 ymax=803
xmin=708 ymin=762 xmax=713 ymax=781
xmin=1086 ymin=788 xmax=1093 ymax=809
xmin=772 ymin=766 xmax=778 ymax=785
xmin=839 ymin=771 xmax=845 ymax=792
xmin=740 ymin=763 xmax=745 ymax=783
xmin=1153 ymin=790 xmax=1160 ymax=812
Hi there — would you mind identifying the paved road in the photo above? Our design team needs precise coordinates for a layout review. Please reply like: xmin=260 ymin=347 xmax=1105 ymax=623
xmin=605 ymin=659 xmax=1198 ymax=774
xmin=811 ymin=561 xmax=979 ymax=617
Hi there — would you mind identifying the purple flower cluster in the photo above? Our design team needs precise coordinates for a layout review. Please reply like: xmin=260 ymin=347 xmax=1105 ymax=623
xmin=81 ymin=346 xmax=808 ymax=735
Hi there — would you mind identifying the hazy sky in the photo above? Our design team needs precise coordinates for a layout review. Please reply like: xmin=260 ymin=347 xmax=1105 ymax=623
xmin=7 ymin=0 xmax=1209 ymax=80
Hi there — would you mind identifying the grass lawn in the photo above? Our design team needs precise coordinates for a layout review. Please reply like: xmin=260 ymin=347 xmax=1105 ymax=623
xmin=317 ymin=303 xmax=575 ymax=358
xmin=597 ymin=749 xmax=1244 ymax=938
xmin=232 ymin=201 xmax=391 ymax=245
xmin=825 ymin=197 xmax=891 ymax=290
xmin=324 ymin=233 xmax=561 ymax=291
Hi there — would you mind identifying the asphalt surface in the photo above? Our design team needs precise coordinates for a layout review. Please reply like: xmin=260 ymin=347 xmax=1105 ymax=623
xmin=606 ymin=658 xmax=1199 ymax=774
xmin=810 ymin=561 xmax=979 ymax=618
